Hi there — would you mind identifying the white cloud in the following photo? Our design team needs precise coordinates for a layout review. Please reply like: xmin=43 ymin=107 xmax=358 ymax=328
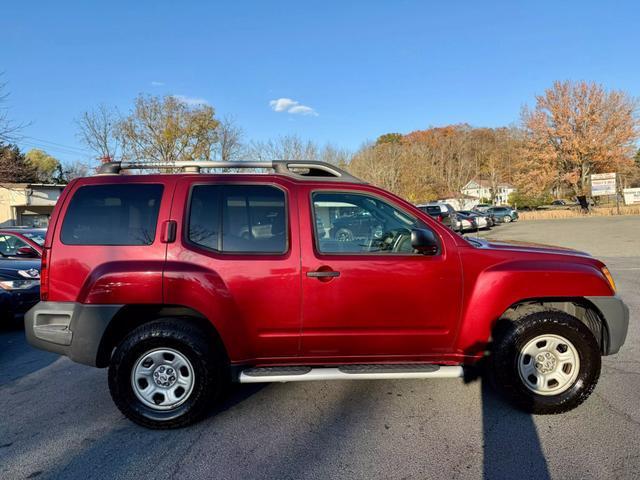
xmin=151 ymin=81 xmax=165 ymax=87
xmin=269 ymin=97 xmax=318 ymax=116
xmin=172 ymin=94 xmax=209 ymax=106
xmin=269 ymin=98 xmax=298 ymax=112
xmin=287 ymin=105 xmax=317 ymax=116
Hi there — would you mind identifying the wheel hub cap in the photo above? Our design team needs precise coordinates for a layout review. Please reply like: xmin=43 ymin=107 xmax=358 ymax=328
xmin=131 ymin=348 xmax=195 ymax=411
xmin=153 ymin=365 xmax=177 ymax=387
xmin=535 ymin=352 xmax=557 ymax=374
xmin=517 ymin=334 xmax=580 ymax=396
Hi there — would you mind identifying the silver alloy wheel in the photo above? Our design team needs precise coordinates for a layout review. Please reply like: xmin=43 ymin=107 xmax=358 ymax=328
xmin=517 ymin=334 xmax=580 ymax=396
xmin=504 ymin=215 xmax=512 ymax=223
xmin=131 ymin=348 xmax=195 ymax=410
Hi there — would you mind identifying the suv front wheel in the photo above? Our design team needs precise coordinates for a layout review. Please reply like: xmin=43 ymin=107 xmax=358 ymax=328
xmin=489 ymin=310 xmax=601 ymax=414
xmin=108 ymin=319 xmax=226 ymax=429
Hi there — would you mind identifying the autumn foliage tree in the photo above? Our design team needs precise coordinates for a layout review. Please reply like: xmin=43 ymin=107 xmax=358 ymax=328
xmin=118 ymin=95 xmax=220 ymax=164
xmin=350 ymin=125 xmax=522 ymax=203
xmin=520 ymin=80 xmax=639 ymax=195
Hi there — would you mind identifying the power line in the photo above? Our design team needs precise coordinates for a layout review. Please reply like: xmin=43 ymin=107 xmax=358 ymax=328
xmin=22 ymin=136 xmax=90 ymax=154
xmin=19 ymin=141 xmax=88 ymax=157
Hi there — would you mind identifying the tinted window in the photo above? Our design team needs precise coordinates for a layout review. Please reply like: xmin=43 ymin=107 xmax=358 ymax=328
xmin=0 ymin=234 xmax=29 ymax=256
xmin=313 ymin=192 xmax=422 ymax=254
xmin=188 ymin=185 xmax=287 ymax=254
xmin=419 ymin=206 xmax=442 ymax=215
xmin=61 ymin=184 xmax=163 ymax=245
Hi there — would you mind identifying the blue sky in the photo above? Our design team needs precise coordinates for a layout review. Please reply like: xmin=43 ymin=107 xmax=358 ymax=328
xmin=2 ymin=0 xmax=639 ymax=164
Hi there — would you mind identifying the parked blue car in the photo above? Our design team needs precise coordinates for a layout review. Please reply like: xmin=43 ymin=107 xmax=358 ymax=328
xmin=487 ymin=206 xmax=519 ymax=223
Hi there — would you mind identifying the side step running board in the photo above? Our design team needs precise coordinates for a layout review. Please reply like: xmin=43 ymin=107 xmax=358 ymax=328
xmin=239 ymin=364 xmax=464 ymax=383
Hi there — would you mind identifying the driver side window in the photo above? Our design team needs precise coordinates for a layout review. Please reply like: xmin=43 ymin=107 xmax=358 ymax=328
xmin=312 ymin=192 xmax=422 ymax=254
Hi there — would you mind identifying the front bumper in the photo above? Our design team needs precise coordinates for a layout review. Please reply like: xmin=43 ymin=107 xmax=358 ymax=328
xmin=0 ymin=288 xmax=40 ymax=322
xmin=25 ymin=301 xmax=122 ymax=366
xmin=586 ymin=296 xmax=630 ymax=355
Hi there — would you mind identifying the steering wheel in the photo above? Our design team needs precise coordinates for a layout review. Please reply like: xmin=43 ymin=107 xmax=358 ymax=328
xmin=391 ymin=228 xmax=413 ymax=253
xmin=372 ymin=228 xmax=412 ymax=253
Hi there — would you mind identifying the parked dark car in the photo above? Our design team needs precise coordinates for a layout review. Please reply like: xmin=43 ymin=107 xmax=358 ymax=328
xmin=0 ymin=256 xmax=41 ymax=327
xmin=487 ymin=206 xmax=519 ymax=223
xmin=416 ymin=203 xmax=459 ymax=232
xmin=329 ymin=210 xmax=383 ymax=241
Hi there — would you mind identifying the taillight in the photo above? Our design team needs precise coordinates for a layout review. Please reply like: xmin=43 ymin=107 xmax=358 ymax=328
xmin=40 ymin=247 xmax=50 ymax=301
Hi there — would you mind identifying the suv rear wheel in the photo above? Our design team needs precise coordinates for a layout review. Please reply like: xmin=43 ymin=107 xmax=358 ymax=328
xmin=489 ymin=310 xmax=601 ymax=414
xmin=108 ymin=319 xmax=226 ymax=429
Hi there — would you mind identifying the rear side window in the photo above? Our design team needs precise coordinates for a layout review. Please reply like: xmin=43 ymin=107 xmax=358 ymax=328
xmin=188 ymin=184 xmax=287 ymax=254
xmin=61 ymin=184 xmax=163 ymax=245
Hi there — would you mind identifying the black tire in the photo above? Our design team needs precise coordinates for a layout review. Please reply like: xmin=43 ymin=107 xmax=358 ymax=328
xmin=489 ymin=310 xmax=601 ymax=414
xmin=108 ymin=319 xmax=226 ymax=429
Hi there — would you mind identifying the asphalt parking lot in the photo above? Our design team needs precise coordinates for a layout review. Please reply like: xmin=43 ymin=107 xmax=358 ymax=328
xmin=1 ymin=216 xmax=638 ymax=480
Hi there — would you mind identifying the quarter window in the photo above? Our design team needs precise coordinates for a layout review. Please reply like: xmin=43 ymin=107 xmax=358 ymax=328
xmin=61 ymin=184 xmax=163 ymax=245
xmin=188 ymin=185 xmax=287 ymax=254
xmin=312 ymin=192 xmax=422 ymax=254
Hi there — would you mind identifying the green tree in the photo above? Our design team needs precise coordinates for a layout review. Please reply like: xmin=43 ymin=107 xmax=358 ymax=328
xmin=375 ymin=133 xmax=403 ymax=145
xmin=25 ymin=149 xmax=61 ymax=183
xmin=0 ymin=143 xmax=38 ymax=183
xmin=508 ymin=191 xmax=553 ymax=209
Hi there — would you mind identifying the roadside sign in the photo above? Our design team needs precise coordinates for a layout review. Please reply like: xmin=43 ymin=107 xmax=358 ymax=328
xmin=623 ymin=187 xmax=640 ymax=205
xmin=590 ymin=173 xmax=617 ymax=196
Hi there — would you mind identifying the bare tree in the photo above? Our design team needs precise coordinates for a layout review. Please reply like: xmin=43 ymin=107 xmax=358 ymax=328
xmin=246 ymin=135 xmax=319 ymax=161
xmin=62 ymin=160 xmax=91 ymax=181
xmin=213 ymin=115 xmax=244 ymax=161
xmin=76 ymin=104 xmax=121 ymax=161
xmin=0 ymin=73 xmax=26 ymax=142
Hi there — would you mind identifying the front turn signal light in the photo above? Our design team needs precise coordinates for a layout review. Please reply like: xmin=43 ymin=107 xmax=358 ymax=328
xmin=601 ymin=266 xmax=616 ymax=294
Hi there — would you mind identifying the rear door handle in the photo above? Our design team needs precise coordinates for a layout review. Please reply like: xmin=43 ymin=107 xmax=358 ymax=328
xmin=307 ymin=270 xmax=340 ymax=278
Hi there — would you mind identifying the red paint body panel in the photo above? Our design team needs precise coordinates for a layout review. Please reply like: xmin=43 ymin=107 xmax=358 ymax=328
xmin=47 ymin=176 xmax=175 ymax=304
xmin=163 ymin=176 xmax=302 ymax=361
xmin=296 ymin=183 xmax=463 ymax=362
xmin=45 ymin=173 xmax=616 ymax=366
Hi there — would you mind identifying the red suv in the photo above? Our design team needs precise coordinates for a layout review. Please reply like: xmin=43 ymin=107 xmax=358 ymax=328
xmin=26 ymin=161 xmax=629 ymax=428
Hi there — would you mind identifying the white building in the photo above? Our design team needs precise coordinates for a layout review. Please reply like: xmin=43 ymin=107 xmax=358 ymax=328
xmin=461 ymin=179 xmax=515 ymax=206
xmin=0 ymin=183 xmax=66 ymax=227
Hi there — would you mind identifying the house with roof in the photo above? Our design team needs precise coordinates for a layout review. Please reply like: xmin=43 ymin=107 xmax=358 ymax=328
xmin=461 ymin=179 xmax=515 ymax=206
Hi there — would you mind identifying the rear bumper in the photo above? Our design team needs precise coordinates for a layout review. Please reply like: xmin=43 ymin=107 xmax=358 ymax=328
xmin=586 ymin=296 xmax=630 ymax=355
xmin=25 ymin=301 xmax=122 ymax=366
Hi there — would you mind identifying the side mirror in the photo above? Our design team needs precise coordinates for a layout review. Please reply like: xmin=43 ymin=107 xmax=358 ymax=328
xmin=411 ymin=228 xmax=439 ymax=255
xmin=16 ymin=246 xmax=39 ymax=258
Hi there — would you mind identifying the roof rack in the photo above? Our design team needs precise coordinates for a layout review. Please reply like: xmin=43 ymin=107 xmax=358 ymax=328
xmin=96 ymin=160 xmax=364 ymax=183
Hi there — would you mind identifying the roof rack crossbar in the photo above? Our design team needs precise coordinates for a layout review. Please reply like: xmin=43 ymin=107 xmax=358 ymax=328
xmin=97 ymin=160 xmax=363 ymax=183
